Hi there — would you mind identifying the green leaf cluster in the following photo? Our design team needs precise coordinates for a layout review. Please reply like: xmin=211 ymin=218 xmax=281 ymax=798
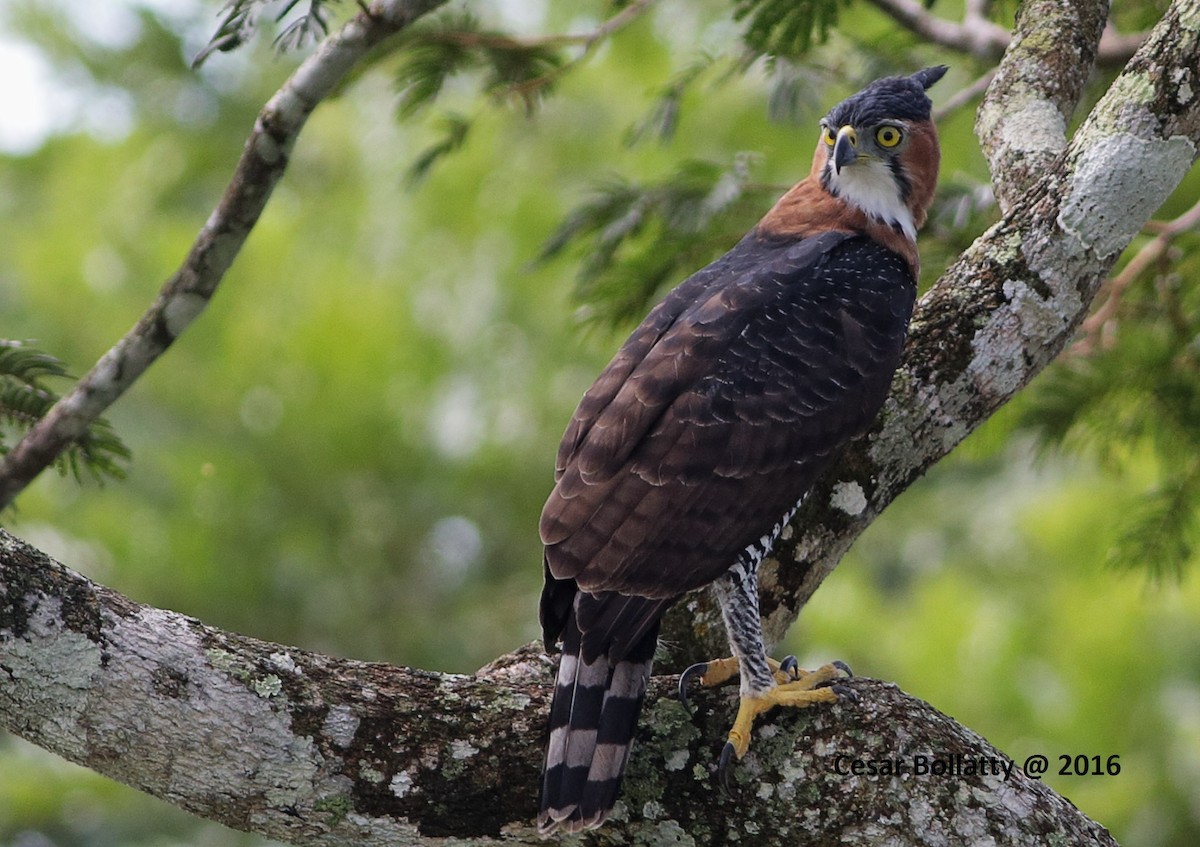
xmin=624 ymin=55 xmax=723 ymax=146
xmin=392 ymin=11 xmax=567 ymax=116
xmin=194 ymin=0 xmax=341 ymax=66
xmin=734 ymin=0 xmax=852 ymax=58
xmin=538 ymin=155 xmax=776 ymax=325
xmin=1018 ymin=243 xmax=1200 ymax=579
xmin=377 ymin=10 xmax=572 ymax=180
xmin=0 ymin=341 xmax=129 ymax=488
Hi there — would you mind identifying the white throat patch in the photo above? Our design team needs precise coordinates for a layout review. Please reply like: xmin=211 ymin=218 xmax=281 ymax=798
xmin=827 ymin=159 xmax=916 ymax=241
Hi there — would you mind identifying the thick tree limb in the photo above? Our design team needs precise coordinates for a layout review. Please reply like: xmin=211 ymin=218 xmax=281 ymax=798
xmin=0 ymin=530 xmax=1117 ymax=845
xmin=0 ymin=0 xmax=450 ymax=511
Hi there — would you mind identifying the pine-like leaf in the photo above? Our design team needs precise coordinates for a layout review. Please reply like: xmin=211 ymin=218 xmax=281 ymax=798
xmin=1107 ymin=474 xmax=1198 ymax=581
xmin=1018 ymin=240 xmax=1200 ymax=578
xmin=624 ymin=55 xmax=718 ymax=147
xmin=765 ymin=60 xmax=824 ymax=125
xmin=393 ymin=11 xmax=566 ymax=117
xmin=0 ymin=382 xmax=55 ymax=430
xmin=478 ymin=39 xmax=564 ymax=114
xmin=274 ymin=0 xmax=339 ymax=53
xmin=539 ymin=155 xmax=774 ymax=326
xmin=734 ymin=0 xmax=850 ymax=59
xmin=194 ymin=0 xmax=342 ymax=66
xmin=194 ymin=0 xmax=258 ymax=67
xmin=0 ymin=342 xmax=70 ymax=386
xmin=406 ymin=113 xmax=472 ymax=185
xmin=0 ymin=341 xmax=131 ymax=490
xmin=395 ymin=37 xmax=474 ymax=117
xmin=64 ymin=418 xmax=132 ymax=485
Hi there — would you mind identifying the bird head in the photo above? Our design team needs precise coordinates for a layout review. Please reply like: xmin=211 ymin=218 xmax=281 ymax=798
xmin=816 ymin=66 xmax=947 ymax=240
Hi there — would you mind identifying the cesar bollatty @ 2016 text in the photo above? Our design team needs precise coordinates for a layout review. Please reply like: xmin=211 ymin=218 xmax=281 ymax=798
xmin=832 ymin=754 xmax=1015 ymax=780
xmin=831 ymin=752 xmax=1122 ymax=780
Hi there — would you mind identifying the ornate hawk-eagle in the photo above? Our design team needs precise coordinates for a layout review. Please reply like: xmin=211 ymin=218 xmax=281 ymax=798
xmin=537 ymin=66 xmax=947 ymax=833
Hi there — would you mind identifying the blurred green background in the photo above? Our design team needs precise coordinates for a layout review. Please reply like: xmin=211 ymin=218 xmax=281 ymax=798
xmin=1 ymin=1 xmax=1198 ymax=845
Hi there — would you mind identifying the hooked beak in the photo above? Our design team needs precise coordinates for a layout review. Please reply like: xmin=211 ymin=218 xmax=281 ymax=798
xmin=832 ymin=125 xmax=858 ymax=174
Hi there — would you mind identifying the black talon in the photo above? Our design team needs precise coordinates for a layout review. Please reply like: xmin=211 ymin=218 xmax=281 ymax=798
xmin=779 ymin=655 xmax=800 ymax=679
xmin=830 ymin=682 xmax=859 ymax=704
xmin=718 ymin=741 xmax=736 ymax=794
xmin=815 ymin=660 xmax=855 ymax=689
xmin=678 ymin=661 xmax=709 ymax=712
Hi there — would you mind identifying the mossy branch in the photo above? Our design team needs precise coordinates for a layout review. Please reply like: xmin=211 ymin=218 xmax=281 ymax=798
xmin=0 ymin=529 xmax=1116 ymax=845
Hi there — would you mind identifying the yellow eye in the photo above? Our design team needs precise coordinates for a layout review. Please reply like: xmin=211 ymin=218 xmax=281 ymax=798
xmin=875 ymin=126 xmax=903 ymax=148
xmin=822 ymin=127 xmax=837 ymax=146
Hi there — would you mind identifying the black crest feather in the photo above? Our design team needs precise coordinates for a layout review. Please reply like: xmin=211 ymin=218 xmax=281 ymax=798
xmin=823 ymin=65 xmax=948 ymax=127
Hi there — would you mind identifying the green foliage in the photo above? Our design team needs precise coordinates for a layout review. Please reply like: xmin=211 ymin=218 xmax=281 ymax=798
xmin=763 ymin=59 xmax=826 ymax=125
xmin=406 ymin=112 xmax=472 ymax=184
xmin=734 ymin=0 xmax=852 ymax=58
xmin=0 ymin=341 xmax=130 ymax=487
xmin=624 ymin=54 xmax=722 ymax=146
xmin=1018 ymin=234 xmax=1200 ymax=580
xmin=392 ymin=11 xmax=567 ymax=117
xmin=196 ymin=0 xmax=258 ymax=62
xmin=0 ymin=342 xmax=68 ymax=384
xmin=538 ymin=155 xmax=776 ymax=325
xmin=194 ymin=0 xmax=342 ymax=66
xmin=273 ymin=0 xmax=341 ymax=51
xmin=1112 ymin=475 xmax=1198 ymax=581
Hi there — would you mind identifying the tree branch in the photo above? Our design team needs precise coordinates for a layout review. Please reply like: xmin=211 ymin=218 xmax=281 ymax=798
xmin=0 ymin=0 xmax=450 ymax=512
xmin=0 ymin=530 xmax=1117 ymax=845
xmin=0 ymin=0 xmax=667 ymax=512
xmin=932 ymin=66 xmax=996 ymax=123
xmin=864 ymin=0 xmax=1011 ymax=59
xmin=528 ymin=0 xmax=658 ymax=49
xmin=864 ymin=0 xmax=1144 ymax=66
xmin=975 ymin=0 xmax=1108 ymax=211
xmin=1072 ymin=196 xmax=1200 ymax=354
xmin=423 ymin=0 xmax=657 ymax=51
xmin=499 ymin=0 xmax=660 ymax=105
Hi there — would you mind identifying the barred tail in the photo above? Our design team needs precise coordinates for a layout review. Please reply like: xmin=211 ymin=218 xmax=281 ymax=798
xmin=538 ymin=602 xmax=659 ymax=834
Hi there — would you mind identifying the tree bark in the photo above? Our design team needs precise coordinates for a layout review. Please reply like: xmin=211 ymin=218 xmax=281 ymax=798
xmin=3 ymin=0 xmax=1200 ymax=844
xmin=0 ymin=530 xmax=1117 ymax=845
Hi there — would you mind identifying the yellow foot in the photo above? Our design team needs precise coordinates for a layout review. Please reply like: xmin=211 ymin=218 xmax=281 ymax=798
xmin=677 ymin=657 xmax=855 ymax=790
xmin=678 ymin=655 xmax=848 ymax=708
xmin=724 ymin=662 xmax=851 ymax=755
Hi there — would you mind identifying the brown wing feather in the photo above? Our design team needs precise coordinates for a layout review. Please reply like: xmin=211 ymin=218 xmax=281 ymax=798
xmin=541 ymin=242 xmax=782 ymax=543
xmin=542 ymin=229 xmax=914 ymax=603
